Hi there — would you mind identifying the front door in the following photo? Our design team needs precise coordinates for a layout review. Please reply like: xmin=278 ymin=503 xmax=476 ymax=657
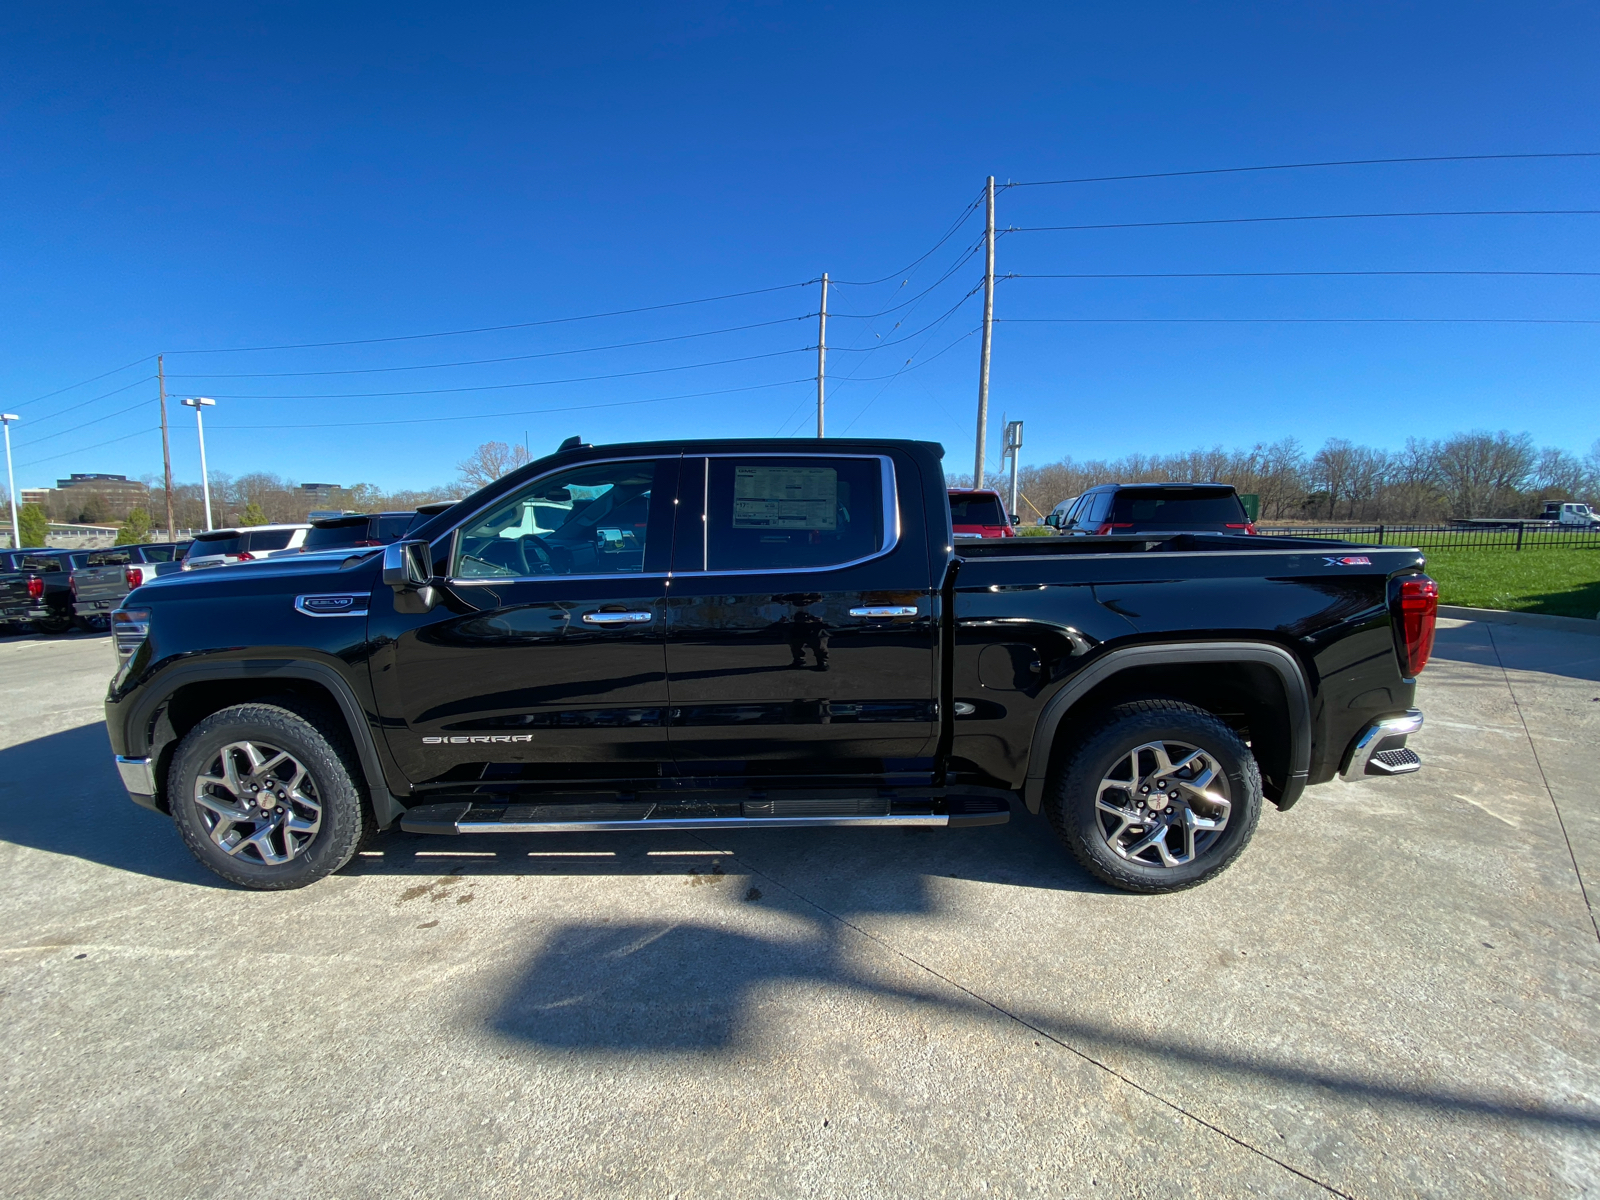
xmin=662 ymin=453 xmax=937 ymax=774
xmin=372 ymin=456 xmax=678 ymax=786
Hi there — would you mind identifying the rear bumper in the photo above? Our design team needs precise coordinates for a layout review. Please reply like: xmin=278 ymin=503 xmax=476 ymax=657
xmin=1340 ymin=709 xmax=1424 ymax=781
xmin=115 ymin=754 xmax=162 ymax=813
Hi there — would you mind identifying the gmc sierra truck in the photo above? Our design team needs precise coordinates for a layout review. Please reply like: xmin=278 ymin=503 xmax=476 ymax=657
xmin=105 ymin=438 xmax=1436 ymax=894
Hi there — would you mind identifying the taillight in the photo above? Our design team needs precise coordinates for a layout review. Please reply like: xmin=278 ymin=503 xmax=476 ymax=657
xmin=236 ymin=551 xmax=255 ymax=561
xmin=26 ymin=575 xmax=43 ymax=600
xmin=1393 ymin=576 xmax=1439 ymax=677
xmin=69 ymin=575 xmax=77 ymax=598
xmin=1225 ymin=523 xmax=1259 ymax=535
xmin=1094 ymin=523 xmax=1134 ymax=535
xmin=126 ymin=566 xmax=144 ymax=589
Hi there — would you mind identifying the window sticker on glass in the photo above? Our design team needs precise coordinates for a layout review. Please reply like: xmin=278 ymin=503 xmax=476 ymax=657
xmin=732 ymin=466 xmax=837 ymax=530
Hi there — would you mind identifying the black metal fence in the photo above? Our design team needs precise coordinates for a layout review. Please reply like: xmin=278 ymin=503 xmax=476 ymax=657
xmin=1255 ymin=523 xmax=1600 ymax=550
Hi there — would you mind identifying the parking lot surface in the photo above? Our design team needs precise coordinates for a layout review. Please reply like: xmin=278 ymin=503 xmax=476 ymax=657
xmin=0 ymin=619 xmax=1596 ymax=1199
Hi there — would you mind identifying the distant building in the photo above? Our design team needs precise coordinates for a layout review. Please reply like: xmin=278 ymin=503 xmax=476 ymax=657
xmin=26 ymin=473 xmax=150 ymax=522
xmin=298 ymin=483 xmax=343 ymax=501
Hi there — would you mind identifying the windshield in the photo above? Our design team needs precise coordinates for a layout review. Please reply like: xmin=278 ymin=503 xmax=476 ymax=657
xmin=950 ymin=494 xmax=1006 ymax=525
xmin=1110 ymin=488 xmax=1248 ymax=528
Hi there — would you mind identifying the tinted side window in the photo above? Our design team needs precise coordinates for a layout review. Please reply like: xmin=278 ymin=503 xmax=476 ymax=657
xmin=247 ymin=529 xmax=296 ymax=552
xmin=453 ymin=459 xmax=669 ymax=578
xmin=700 ymin=456 xmax=885 ymax=572
xmin=1087 ymin=492 xmax=1115 ymax=524
xmin=301 ymin=523 xmax=367 ymax=550
xmin=139 ymin=545 xmax=176 ymax=562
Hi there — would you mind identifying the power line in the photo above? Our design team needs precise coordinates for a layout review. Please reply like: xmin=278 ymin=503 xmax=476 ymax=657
xmin=1007 ymin=270 xmax=1600 ymax=279
xmin=826 ymin=284 xmax=985 ymax=352
xmin=1005 ymin=151 xmax=1600 ymax=188
xmin=20 ymin=375 xmax=156 ymax=429
xmin=828 ymin=192 xmax=986 ymax=286
xmin=826 ymin=325 xmax=980 ymax=383
xmin=14 ymin=356 xmax=154 ymax=409
xmin=164 ymin=316 xmax=812 ymax=379
xmin=1010 ymin=210 xmax=1600 ymax=234
xmin=198 ymin=347 xmax=815 ymax=400
xmin=210 ymin=377 xmax=814 ymax=431
xmin=163 ymin=281 xmax=818 ymax=355
xmin=13 ymin=397 xmax=154 ymax=451
xmin=999 ymin=317 xmax=1600 ymax=324
xmin=17 ymin=427 xmax=158 ymax=470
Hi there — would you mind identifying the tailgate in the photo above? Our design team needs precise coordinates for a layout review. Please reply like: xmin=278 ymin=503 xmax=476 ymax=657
xmin=73 ymin=566 xmax=128 ymax=607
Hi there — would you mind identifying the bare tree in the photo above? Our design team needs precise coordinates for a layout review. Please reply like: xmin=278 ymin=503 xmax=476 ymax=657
xmin=456 ymin=441 xmax=531 ymax=491
xmin=1310 ymin=439 xmax=1358 ymax=520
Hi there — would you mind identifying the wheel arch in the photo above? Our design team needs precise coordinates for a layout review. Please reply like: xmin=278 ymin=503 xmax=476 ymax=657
xmin=1022 ymin=641 xmax=1312 ymax=814
xmin=127 ymin=660 xmax=403 ymax=826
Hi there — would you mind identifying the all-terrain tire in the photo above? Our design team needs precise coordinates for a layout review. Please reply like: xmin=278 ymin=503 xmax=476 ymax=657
xmin=1045 ymin=699 xmax=1262 ymax=893
xmin=168 ymin=700 xmax=370 ymax=890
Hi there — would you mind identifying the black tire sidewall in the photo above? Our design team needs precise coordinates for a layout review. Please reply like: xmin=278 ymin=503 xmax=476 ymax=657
xmin=1054 ymin=704 xmax=1262 ymax=892
xmin=169 ymin=703 xmax=365 ymax=890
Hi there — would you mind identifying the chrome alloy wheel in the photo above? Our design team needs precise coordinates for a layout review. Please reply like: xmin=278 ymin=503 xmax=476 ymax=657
xmin=193 ymin=741 xmax=323 ymax=865
xmin=1094 ymin=739 xmax=1232 ymax=868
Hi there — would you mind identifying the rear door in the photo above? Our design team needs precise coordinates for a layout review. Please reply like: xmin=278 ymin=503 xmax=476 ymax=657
xmin=372 ymin=455 xmax=678 ymax=785
xmin=663 ymin=451 xmax=937 ymax=772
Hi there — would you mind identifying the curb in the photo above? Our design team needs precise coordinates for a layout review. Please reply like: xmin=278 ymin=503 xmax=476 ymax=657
xmin=1438 ymin=605 xmax=1600 ymax=637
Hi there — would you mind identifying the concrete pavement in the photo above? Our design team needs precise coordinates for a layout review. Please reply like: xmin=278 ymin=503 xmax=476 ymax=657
xmin=0 ymin=620 xmax=1595 ymax=1198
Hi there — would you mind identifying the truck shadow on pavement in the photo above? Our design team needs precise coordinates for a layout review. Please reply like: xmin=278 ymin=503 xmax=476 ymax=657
xmin=1432 ymin=619 xmax=1600 ymax=682
xmin=486 ymin=896 xmax=1600 ymax=1137
xmin=0 ymin=721 xmax=224 ymax=887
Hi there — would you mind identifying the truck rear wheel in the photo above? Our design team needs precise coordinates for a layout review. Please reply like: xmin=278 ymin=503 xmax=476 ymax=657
xmin=1046 ymin=700 xmax=1261 ymax=893
xmin=168 ymin=701 xmax=370 ymax=890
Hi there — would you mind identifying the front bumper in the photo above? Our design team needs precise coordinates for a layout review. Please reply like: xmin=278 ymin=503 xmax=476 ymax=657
xmin=115 ymin=754 xmax=162 ymax=813
xmin=1340 ymin=709 xmax=1424 ymax=781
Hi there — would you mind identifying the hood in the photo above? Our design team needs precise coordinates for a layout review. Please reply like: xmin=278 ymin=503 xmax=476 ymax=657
xmin=132 ymin=550 xmax=382 ymax=601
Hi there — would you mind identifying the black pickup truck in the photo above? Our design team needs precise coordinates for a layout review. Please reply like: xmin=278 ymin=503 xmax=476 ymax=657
xmin=106 ymin=438 xmax=1436 ymax=894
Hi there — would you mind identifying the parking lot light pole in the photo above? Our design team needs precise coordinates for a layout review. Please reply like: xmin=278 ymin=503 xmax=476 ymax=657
xmin=182 ymin=398 xmax=217 ymax=531
xmin=1 ymin=414 xmax=18 ymax=550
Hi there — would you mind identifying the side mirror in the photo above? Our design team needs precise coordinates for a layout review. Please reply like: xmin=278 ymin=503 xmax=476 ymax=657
xmin=383 ymin=540 xmax=437 ymax=612
xmin=1010 ymin=514 xmax=1021 ymax=526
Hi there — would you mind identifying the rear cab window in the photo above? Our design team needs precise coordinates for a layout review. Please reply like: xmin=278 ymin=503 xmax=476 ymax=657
xmin=246 ymin=529 xmax=296 ymax=552
xmin=302 ymin=520 xmax=369 ymax=551
xmin=20 ymin=555 xmax=62 ymax=573
xmin=687 ymin=455 xmax=888 ymax=572
xmin=950 ymin=494 xmax=1006 ymax=526
xmin=186 ymin=535 xmax=243 ymax=559
xmin=84 ymin=551 xmax=132 ymax=567
xmin=1111 ymin=487 xmax=1247 ymax=528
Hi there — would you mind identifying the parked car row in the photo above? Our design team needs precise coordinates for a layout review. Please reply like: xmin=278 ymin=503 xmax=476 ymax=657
xmin=0 ymin=502 xmax=459 ymax=636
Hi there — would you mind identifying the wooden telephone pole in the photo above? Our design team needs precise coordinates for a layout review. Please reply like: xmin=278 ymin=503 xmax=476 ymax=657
xmin=973 ymin=177 xmax=996 ymax=487
xmin=158 ymin=354 xmax=175 ymax=539
xmin=816 ymin=273 xmax=828 ymax=437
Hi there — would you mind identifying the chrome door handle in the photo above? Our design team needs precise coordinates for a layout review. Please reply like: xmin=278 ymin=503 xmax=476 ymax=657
xmin=848 ymin=605 xmax=918 ymax=618
xmin=581 ymin=610 xmax=654 ymax=625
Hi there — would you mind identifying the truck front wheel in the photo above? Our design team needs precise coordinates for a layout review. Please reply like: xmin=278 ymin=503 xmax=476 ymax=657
xmin=168 ymin=701 xmax=370 ymax=890
xmin=1046 ymin=700 xmax=1262 ymax=893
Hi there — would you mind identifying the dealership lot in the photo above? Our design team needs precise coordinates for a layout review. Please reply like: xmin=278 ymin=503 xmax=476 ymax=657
xmin=0 ymin=620 xmax=1595 ymax=1198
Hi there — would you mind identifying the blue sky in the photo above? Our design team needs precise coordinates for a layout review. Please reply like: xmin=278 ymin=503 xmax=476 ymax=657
xmin=1 ymin=2 xmax=1596 ymax=493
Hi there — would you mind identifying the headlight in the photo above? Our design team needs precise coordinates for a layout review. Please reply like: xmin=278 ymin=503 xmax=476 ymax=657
xmin=111 ymin=608 xmax=151 ymax=665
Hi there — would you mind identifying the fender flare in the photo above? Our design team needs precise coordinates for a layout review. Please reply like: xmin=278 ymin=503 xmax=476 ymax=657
xmin=126 ymin=658 xmax=404 ymax=827
xmin=1021 ymin=641 xmax=1312 ymax=813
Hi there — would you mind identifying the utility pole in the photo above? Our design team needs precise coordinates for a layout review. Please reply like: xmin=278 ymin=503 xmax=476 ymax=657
xmin=1003 ymin=419 xmax=1024 ymax=523
xmin=1 ymin=414 xmax=19 ymax=550
xmin=157 ymin=355 xmax=175 ymax=539
xmin=816 ymin=273 xmax=828 ymax=437
xmin=973 ymin=177 xmax=996 ymax=487
xmin=183 ymin=398 xmax=216 ymax=530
